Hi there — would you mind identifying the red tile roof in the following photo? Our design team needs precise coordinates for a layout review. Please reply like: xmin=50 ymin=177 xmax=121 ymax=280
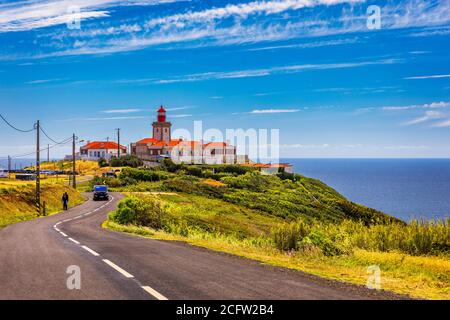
xmin=134 ymin=138 xmax=233 ymax=149
xmin=136 ymin=138 xmax=159 ymax=145
xmin=135 ymin=138 xmax=182 ymax=147
xmin=204 ymin=142 xmax=229 ymax=148
xmin=81 ymin=141 xmax=126 ymax=150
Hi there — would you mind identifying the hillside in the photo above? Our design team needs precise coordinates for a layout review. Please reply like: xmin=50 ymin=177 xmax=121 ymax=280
xmin=100 ymin=164 xmax=399 ymax=225
xmin=100 ymin=163 xmax=449 ymax=299
xmin=0 ymin=183 xmax=84 ymax=227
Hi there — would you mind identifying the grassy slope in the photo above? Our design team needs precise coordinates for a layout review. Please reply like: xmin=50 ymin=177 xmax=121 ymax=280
xmin=0 ymin=183 xmax=85 ymax=227
xmin=100 ymin=167 xmax=449 ymax=299
xmin=105 ymin=191 xmax=449 ymax=300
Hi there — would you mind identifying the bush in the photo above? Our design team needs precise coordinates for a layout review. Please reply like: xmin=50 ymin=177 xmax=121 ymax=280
xmin=120 ymin=167 xmax=169 ymax=182
xmin=161 ymin=176 xmax=226 ymax=198
xmin=109 ymin=196 xmax=165 ymax=228
xmin=185 ymin=166 xmax=203 ymax=178
xmin=221 ymin=172 xmax=274 ymax=192
xmin=109 ymin=155 xmax=143 ymax=168
xmin=272 ymin=221 xmax=310 ymax=251
xmin=161 ymin=158 xmax=183 ymax=173
xmin=98 ymin=157 xmax=108 ymax=168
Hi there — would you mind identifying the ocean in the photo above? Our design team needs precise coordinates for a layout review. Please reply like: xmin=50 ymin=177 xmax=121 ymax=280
xmin=284 ymin=158 xmax=450 ymax=221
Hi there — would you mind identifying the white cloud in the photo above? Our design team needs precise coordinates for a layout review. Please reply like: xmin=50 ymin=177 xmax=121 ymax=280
xmin=62 ymin=115 xmax=147 ymax=121
xmin=247 ymin=37 xmax=360 ymax=51
xmin=25 ymin=78 xmax=65 ymax=84
xmin=382 ymin=101 xmax=450 ymax=111
xmin=170 ymin=114 xmax=192 ymax=118
xmin=153 ymin=59 xmax=400 ymax=84
xmin=433 ymin=119 xmax=450 ymax=127
xmin=251 ymin=109 xmax=300 ymax=114
xmin=403 ymin=111 xmax=445 ymax=126
xmin=145 ymin=0 xmax=363 ymax=28
xmin=4 ymin=0 xmax=450 ymax=59
xmin=0 ymin=0 xmax=185 ymax=32
xmin=404 ymin=74 xmax=450 ymax=80
xmin=101 ymin=108 xmax=141 ymax=113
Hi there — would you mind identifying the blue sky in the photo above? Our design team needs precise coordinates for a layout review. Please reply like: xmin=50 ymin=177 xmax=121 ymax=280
xmin=0 ymin=0 xmax=449 ymax=159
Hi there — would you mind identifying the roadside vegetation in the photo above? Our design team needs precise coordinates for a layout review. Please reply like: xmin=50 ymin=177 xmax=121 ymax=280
xmin=95 ymin=161 xmax=449 ymax=299
xmin=0 ymin=184 xmax=84 ymax=227
xmin=0 ymin=160 xmax=99 ymax=227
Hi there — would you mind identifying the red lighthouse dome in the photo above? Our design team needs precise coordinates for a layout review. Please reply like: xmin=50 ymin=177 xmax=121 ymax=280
xmin=157 ymin=105 xmax=166 ymax=122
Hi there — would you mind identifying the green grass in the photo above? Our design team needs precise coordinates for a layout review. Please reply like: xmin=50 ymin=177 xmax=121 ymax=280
xmin=99 ymin=163 xmax=449 ymax=299
xmin=0 ymin=183 xmax=85 ymax=227
xmin=105 ymin=217 xmax=450 ymax=300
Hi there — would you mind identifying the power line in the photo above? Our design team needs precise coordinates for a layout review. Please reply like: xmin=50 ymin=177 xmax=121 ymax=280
xmin=0 ymin=136 xmax=72 ymax=160
xmin=0 ymin=113 xmax=35 ymax=133
xmin=39 ymin=126 xmax=69 ymax=145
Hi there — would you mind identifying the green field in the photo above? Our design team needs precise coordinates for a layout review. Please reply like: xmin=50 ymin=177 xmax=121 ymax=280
xmin=100 ymin=163 xmax=449 ymax=299
xmin=0 ymin=181 xmax=85 ymax=228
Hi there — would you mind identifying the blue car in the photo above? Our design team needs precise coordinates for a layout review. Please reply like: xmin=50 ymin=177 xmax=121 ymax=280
xmin=93 ymin=185 xmax=109 ymax=201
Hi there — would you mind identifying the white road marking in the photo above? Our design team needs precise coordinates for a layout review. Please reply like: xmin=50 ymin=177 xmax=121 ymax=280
xmin=102 ymin=259 xmax=134 ymax=278
xmin=53 ymin=197 xmax=169 ymax=298
xmin=68 ymin=238 xmax=80 ymax=244
xmin=141 ymin=286 xmax=169 ymax=300
xmin=82 ymin=245 xmax=100 ymax=256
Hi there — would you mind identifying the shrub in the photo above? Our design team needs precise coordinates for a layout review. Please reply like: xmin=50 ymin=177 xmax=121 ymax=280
xmin=98 ymin=157 xmax=108 ymax=168
xmin=221 ymin=172 xmax=274 ymax=192
xmin=109 ymin=196 xmax=165 ymax=228
xmin=161 ymin=176 xmax=226 ymax=198
xmin=161 ymin=158 xmax=183 ymax=173
xmin=272 ymin=220 xmax=310 ymax=251
xmin=109 ymin=155 xmax=143 ymax=168
xmin=185 ymin=166 xmax=203 ymax=178
xmin=120 ymin=167 xmax=169 ymax=182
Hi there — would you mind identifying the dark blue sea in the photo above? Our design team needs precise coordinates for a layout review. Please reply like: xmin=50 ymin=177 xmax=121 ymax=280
xmin=284 ymin=159 xmax=450 ymax=222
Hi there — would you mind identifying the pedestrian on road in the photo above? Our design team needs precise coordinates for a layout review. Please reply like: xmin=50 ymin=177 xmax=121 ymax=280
xmin=62 ymin=192 xmax=69 ymax=211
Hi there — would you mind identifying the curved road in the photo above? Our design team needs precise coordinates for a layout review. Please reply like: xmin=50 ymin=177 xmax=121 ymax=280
xmin=0 ymin=193 xmax=404 ymax=300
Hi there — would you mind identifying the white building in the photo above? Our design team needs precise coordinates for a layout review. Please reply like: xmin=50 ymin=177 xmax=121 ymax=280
xmin=132 ymin=106 xmax=244 ymax=165
xmin=0 ymin=168 xmax=8 ymax=178
xmin=79 ymin=141 xmax=127 ymax=161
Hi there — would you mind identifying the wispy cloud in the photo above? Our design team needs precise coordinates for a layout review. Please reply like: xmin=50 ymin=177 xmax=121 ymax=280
xmin=404 ymin=74 xmax=450 ymax=80
xmin=247 ymin=37 xmax=360 ymax=52
xmin=61 ymin=115 xmax=148 ymax=121
xmin=25 ymin=78 xmax=66 ymax=84
xmin=3 ymin=0 xmax=450 ymax=60
xmin=0 ymin=0 xmax=184 ymax=33
xmin=403 ymin=111 xmax=445 ymax=126
xmin=251 ymin=109 xmax=300 ymax=114
xmin=170 ymin=114 xmax=192 ymax=118
xmin=153 ymin=59 xmax=400 ymax=84
xmin=145 ymin=0 xmax=362 ymax=28
xmin=382 ymin=101 xmax=450 ymax=111
xmin=101 ymin=108 xmax=141 ymax=114
xmin=166 ymin=106 xmax=195 ymax=111
xmin=433 ymin=119 xmax=450 ymax=127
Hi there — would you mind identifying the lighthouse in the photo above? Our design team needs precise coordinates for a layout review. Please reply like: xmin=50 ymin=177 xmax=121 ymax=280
xmin=152 ymin=105 xmax=171 ymax=142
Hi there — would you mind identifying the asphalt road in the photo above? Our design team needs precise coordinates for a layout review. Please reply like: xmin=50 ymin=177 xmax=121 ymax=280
xmin=0 ymin=193 xmax=405 ymax=300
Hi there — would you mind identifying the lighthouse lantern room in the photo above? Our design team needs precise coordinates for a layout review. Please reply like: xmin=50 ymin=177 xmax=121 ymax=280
xmin=152 ymin=105 xmax=171 ymax=142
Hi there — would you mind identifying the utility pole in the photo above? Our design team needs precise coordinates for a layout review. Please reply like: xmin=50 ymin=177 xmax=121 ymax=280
xmin=72 ymin=133 xmax=76 ymax=189
xmin=47 ymin=144 xmax=50 ymax=162
xmin=36 ymin=120 xmax=41 ymax=215
xmin=7 ymin=155 xmax=11 ymax=178
xmin=116 ymin=128 xmax=121 ymax=158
